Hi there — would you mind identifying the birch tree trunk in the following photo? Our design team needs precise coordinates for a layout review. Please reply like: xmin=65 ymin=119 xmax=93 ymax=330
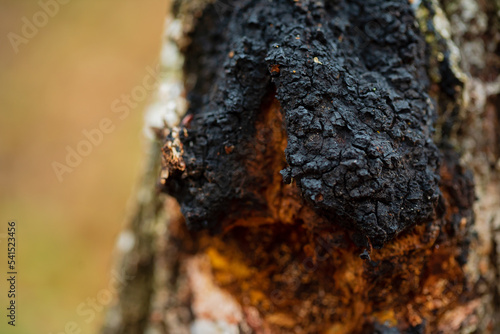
xmin=102 ymin=0 xmax=500 ymax=333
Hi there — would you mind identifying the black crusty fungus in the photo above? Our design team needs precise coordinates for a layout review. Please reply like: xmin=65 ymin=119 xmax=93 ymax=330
xmin=161 ymin=0 xmax=442 ymax=249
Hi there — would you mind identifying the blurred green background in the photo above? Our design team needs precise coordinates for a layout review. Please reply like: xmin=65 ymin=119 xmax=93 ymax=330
xmin=0 ymin=0 xmax=168 ymax=333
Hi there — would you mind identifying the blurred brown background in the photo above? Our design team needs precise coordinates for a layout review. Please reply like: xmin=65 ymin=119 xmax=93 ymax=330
xmin=0 ymin=0 xmax=167 ymax=332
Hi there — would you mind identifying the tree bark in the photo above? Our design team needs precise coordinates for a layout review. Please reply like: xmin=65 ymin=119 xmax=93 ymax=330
xmin=102 ymin=0 xmax=500 ymax=333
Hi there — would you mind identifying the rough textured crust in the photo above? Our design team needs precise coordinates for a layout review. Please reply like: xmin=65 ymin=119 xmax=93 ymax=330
xmin=161 ymin=0 xmax=442 ymax=248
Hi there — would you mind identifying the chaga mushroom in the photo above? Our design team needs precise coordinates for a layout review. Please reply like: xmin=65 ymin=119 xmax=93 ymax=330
xmin=160 ymin=0 xmax=442 ymax=248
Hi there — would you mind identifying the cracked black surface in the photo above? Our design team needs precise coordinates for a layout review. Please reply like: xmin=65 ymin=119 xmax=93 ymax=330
xmin=162 ymin=0 xmax=442 ymax=248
